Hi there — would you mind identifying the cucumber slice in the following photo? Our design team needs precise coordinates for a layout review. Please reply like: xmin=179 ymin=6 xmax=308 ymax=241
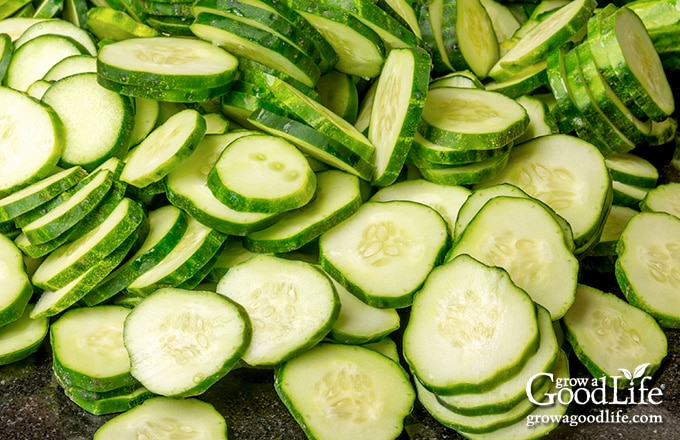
xmin=418 ymin=87 xmax=529 ymax=150
xmin=488 ymin=0 xmax=596 ymax=81
xmin=125 ymin=216 xmax=226 ymax=295
xmin=85 ymin=7 xmax=160 ymax=40
xmin=51 ymin=305 xmax=137 ymax=392
xmin=477 ymin=133 xmax=612 ymax=254
xmin=429 ymin=70 xmax=485 ymax=90
xmin=377 ymin=0 xmax=422 ymax=39
xmin=404 ymin=253 xmax=539 ymax=394
xmin=42 ymin=72 xmax=134 ymax=171
xmin=640 ymin=182 xmax=680 ymax=218
xmin=513 ymin=94 xmax=558 ymax=144
xmin=236 ymin=57 xmax=321 ymax=100
xmin=216 ymin=254 xmax=339 ymax=366
xmin=370 ymin=178 xmax=471 ymax=236
xmin=93 ymin=396 xmax=227 ymax=440
xmin=97 ymin=36 xmax=239 ymax=90
xmin=456 ymin=0 xmax=499 ymax=78
xmin=120 ymin=108 xmax=206 ymax=188
xmin=81 ymin=204 xmax=189 ymax=306
xmin=417 ymin=146 xmax=512 ymax=186
xmin=605 ymin=152 xmax=659 ymax=189
xmin=0 ymin=166 xmax=87 ymax=223
xmin=417 ymin=0 xmax=458 ymax=73
xmin=0 ymin=86 xmax=64 ymax=198
xmin=247 ymin=108 xmax=375 ymax=181
xmin=368 ymin=46 xmax=431 ymax=186
xmin=615 ymin=211 xmax=680 ymax=328
xmin=0 ymin=304 xmax=49 ymax=366
xmin=484 ymin=60 xmax=548 ymax=99
xmin=60 ymin=383 xmax=154 ymax=416
xmin=319 ymin=200 xmax=449 ymax=309
xmin=274 ymin=342 xmax=415 ymax=440
xmin=588 ymin=204 xmax=637 ymax=257
xmin=315 ymin=69 xmax=359 ymax=123
xmin=327 ymin=276 xmax=400 ymax=345
xmin=563 ymin=283 xmax=667 ymax=387
xmin=31 ymin=197 xmax=144 ymax=290
xmin=612 ymin=180 xmax=649 ymax=209
xmin=190 ymin=11 xmax=321 ymax=88
xmin=14 ymin=17 xmax=97 ymax=55
xmin=43 ymin=54 xmax=97 ymax=81
xmin=128 ymin=97 xmax=160 ymax=147
xmin=409 ymin=132 xmax=508 ymax=166
xmin=0 ymin=234 xmax=32 ymax=327
xmin=437 ymin=305 xmax=559 ymax=416
xmin=123 ymin=287 xmax=250 ymax=397
xmin=244 ymin=170 xmax=362 ymax=254
xmin=5 ymin=33 xmax=83 ymax=92
xmin=448 ymin=195 xmax=577 ymax=320
xmin=208 ymin=132 xmax=316 ymax=214
xmin=165 ymin=132 xmax=280 ymax=235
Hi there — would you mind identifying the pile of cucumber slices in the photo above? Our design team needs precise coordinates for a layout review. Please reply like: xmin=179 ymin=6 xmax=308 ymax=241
xmin=0 ymin=0 xmax=679 ymax=438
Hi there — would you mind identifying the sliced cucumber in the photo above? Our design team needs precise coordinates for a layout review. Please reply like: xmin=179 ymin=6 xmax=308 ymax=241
xmin=319 ymin=200 xmax=449 ymax=309
xmin=0 ymin=86 xmax=64 ymax=197
xmin=120 ymin=108 xmax=206 ymax=188
xmin=615 ymin=211 xmax=680 ymax=328
xmin=208 ymin=132 xmax=316 ymax=214
xmin=417 ymin=146 xmax=512 ymax=186
xmin=315 ymin=69 xmax=359 ymax=123
xmin=404 ymin=253 xmax=539 ymax=394
xmin=244 ymin=169 xmax=362 ymax=254
xmin=123 ymin=287 xmax=250 ymax=397
xmin=0 ymin=304 xmax=49 ymax=366
xmin=368 ymin=46 xmax=431 ymax=186
xmin=14 ymin=17 xmax=97 ymax=55
xmin=588 ymin=204 xmax=637 ymax=257
xmin=85 ymin=7 xmax=160 ymax=40
xmin=274 ymin=342 xmax=415 ymax=440
xmin=216 ymin=254 xmax=339 ymax=366
xmin=429 ymin=70 xmax=485 ymax=90
xmin=409 ymin=131 xmax=509 ymax=166
xmin=456 ymin=0 xmax=500 ymax=78
xmin=605 ymin=152 xmax=659 ymax=189
xmin=640 ymin=182 xmax=680 ymax=218
xmin=51 ymin=305 xmax=137 ymax=392
xmin=165 ymin=132 xmax=280 ymax=235
xmin=418 ymin=87 xmax=529 ymax=150
xmin=93 ymin=396 xmax=227 ymax=440
xmin=513 ymin=94 xmax=558 ymax=144
xmin=43 ymin=54 xmax=97 ymax=81
xmin=0 ymin=233 xmax=33 ymax=327
xmin=60 ymin=382 xmax=154 ymax=416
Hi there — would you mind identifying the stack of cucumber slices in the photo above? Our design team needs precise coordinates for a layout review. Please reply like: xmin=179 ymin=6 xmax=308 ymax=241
xmin=0 ymin=0 xmax=679 ymax=438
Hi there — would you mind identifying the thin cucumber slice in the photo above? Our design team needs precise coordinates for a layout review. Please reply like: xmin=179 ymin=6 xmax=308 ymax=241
xmin=236 ymin=57 xmax=321 ymax=100
xmin=247 ymin=108 xmax=375 ymax=181
xmin=417 ymin=146 xmax=512 ymax=186
xmin=204 ymin=237 xmax=259 ymax=283
xmin=370 ymin=178 xmax=471 ymax=237
xmin=0 ymin=33 xmax=13 ymax=83
xmin=93 ymin=397 xmax=228 ymax=440
xmin=165 ymin=132 xmax=280 ymax=235
xmin=30 ymin=225 xmax=142 ymax=319
xmin=81 ymin=204 xmax=189 ymax=306
xmin=0 ymin=234 xmax=33 ymax=327
xmin=125 ymin=216 xmax=226 ymax=295
xmin=60 ymin=383 xmax=154 ymax=416
xmin=190 ymin=11 xmax=320 ymax=88
xmin=409 ymin=132 xmax=509 ymax=166
xmin=42 ymin=72 xmax=134 ymax=171
xmin=477 ymin=134 xmax=612 ymax=254
xmin=456 ymin=0 xmax=499 ymax=78
xmin=429 ymin=70 xmax=484 ymax=89
xmin=615 ymin=211 xmax=680 ymax=328
xmin=484 ymin=60 xmax=548 ymax=99
xmin=418 ymin=87 xmax=529 ymax=150
xmin=244 ymin=170 xmax=363 ymax=254
xmin=208 ymin=132 xmax=316 ymax=214
xmin=50 ymin=305 xmax=137 ymax=392
xmin=31 ymin=197 xmax=144 ymax=290
xmin=640 ymin=182 xmax=680 ymax=218
xmin=404 ymin=253 xmax=539 ymax=394
xmin=319 ymin=200 xmax=449 ymax=309
xmin=0 ymin=304 xmax=49 ymax=366
xmin=120 ymin=108 xmax=206 ymax=188
xmin=128 ymin=97 xmax=160 ymax=147
xmin=417 ymin=0 xmax=458 ymax=73
xmin=96 ymin=75 xmax=230 ymax=103
xmin=368 ymin=46 xmax=431 ymax=186
xmin=0 ymin=166 xmax=87 ymax=223
xmin=437 ymin=305 xmax=559 ymax=416
xmin=480 ymin=0 xmax=520 ymax=44
xmin=21 ymin=168 xmax=113 ymax=245
xmin=588 ymin=204 xmax=637 ymax=257
xmin=327 ymin=276 xmax=400 ymax=345
xmin=488 ymin=0 xmax=596 ymax=81
xmin=513 ymin=94 xmax=558 ymax=144
xmin=563 ymin=283 xmax=667 ymax=387
xmin=215 ymin=254 xmax=339 ymax=366
xmin=611 ymin=180 xmax=648 ymax=209
xmin=43 ymin=54 xmax=97 ymax=81
xmin=315 ymin=69 xmax=359 ymax=123
xmin=605 ymin=152 xmax=659 ymax=189
xmin=448 ymin=196 xmax=577 ymax=320
xmin=274 ymin=342 xmax=415 ymax=440
xmin=85 ymin=7 xmax=160 ymax=40
xmin=123 ymin=287 xmax=250 ymax=397
xmin=97 ymin=36 xmax=239 ymax=90
xmin=0 ymin=86 xmax=64 ymax=197
xmin=377 ymin=0 xmax=422 ymax=39
xmin=295 ymin=6 xmax=385 ymax=78
xmin=14 ymin=17 xmax=97 ymax=55
xmin=5 ymin=33 xmax=83 ymax=92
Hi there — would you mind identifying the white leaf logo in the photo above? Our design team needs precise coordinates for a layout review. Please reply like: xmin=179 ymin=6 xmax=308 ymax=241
xmin=618 ymin=363 xmax=650 ymax=386
xmin=618 ymin=368 xmax=633 ymax=381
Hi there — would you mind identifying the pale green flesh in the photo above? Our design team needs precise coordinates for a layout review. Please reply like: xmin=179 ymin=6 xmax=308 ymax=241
xmin=404 ymin=254 xmax=539 ymax=393
xmin=449 ymin=196 xmax=577 ymax=320
xmin=643 ymin=182 xmax=680 ymax=218
xmin=456 ymin=0 xmax=499 ymax=78
xmin=598 ymin=205 xmax=637 ymax=243
xmin=0 ymin=304 xmax=48 ymax=360
xmin=52 ymin=306 xmax=131 ymax=379
xmin=0 ymin=234 xmax=32 ymax=310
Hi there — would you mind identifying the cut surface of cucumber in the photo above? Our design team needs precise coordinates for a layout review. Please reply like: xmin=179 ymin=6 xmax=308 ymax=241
xmin=124 ymin=287 xmax=251 ymax=397
xmin=216 ymin=254 xmax=339 ymax=366
xmin=274 ymin=342 xmax=415 ymax=440
xmin=0 ymin=86 xmax=64 ymax=197
xmin=0 ymin=304 xmax=49 ymax=366
xmin=447 ymin=195 xmax=577 ymax=320
xmin=404 ymin=253 xmax=539 ymax=394
xmin=208 ymin=132 xmax=316 ymax=214
xmin=0 ymin=233 xmax=33 ymax=326
xmin=319 ymin=200 xmax=449 ymax=309
xmin=93 ymin=396 xmax=228 ymax=440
